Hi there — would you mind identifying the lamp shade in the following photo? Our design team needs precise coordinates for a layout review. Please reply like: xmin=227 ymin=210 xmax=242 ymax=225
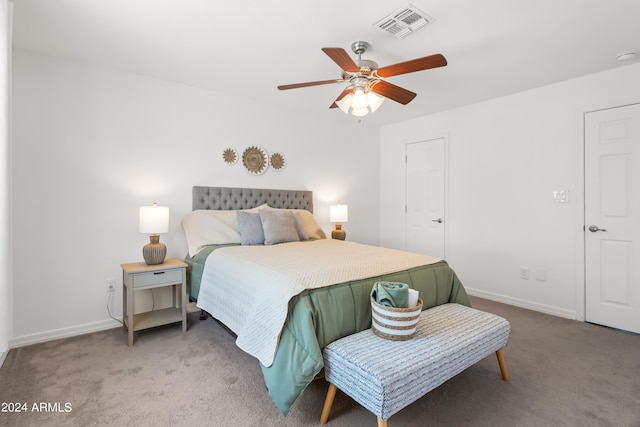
xmin=330 ymin=205 xmax=348 ymax=223
xmin=139 ymin=204 xmax=169 ymax=234
xmin=351 ymin=88 xmax=368 ymax=110
xmin=335 ymin=93 xmax=353 ymax=114
xmin=367 ymin=92 xmax=384 ymax=112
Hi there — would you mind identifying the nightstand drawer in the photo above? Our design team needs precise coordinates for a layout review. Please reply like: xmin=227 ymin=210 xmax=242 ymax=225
xmin=132 ymin=269 xmax=183 ymax=288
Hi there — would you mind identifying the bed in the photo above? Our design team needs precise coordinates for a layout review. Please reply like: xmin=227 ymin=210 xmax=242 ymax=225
xmin=182 ymin=186 xmax=470 ymax=415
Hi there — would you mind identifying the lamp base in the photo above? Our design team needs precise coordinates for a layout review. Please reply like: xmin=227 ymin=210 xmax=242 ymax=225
xmin=331 ymin=224 xmax=346 ymax=241
xmin=143 ymin=234 xmax=167 ymax=265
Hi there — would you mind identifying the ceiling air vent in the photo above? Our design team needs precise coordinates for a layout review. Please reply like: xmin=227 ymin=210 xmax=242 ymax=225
xmin=373 ymin=4 xmax=433 ymax=39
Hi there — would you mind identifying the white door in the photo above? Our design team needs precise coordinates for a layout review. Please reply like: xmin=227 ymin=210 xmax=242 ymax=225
xmin=585 ymin=103 xmax=640 ymax=334
xmin=405 ymin=138 xmax=446 ymax=258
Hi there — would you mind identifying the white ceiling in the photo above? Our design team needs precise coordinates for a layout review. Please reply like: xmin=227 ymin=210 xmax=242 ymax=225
xmin=12 ymin=0 xmax=640 ymax=127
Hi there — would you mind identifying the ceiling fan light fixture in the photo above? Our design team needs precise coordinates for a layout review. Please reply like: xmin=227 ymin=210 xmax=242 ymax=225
xmin=367 ymin=92 xmax=385 ymax=112
xmin=336 ymin=86 xmax=385 ymax=116
xmin=335 ymin=93 xmax=353 ymax=114
xmin=351 ymin=107 xmax=370 ymax=117
xmin=351 ymin=88 xmax=369 ymax=110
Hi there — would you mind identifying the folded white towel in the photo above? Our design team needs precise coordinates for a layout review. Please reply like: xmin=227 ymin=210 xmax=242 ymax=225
xmin=408 ymin=288 xmax=419 ymax=308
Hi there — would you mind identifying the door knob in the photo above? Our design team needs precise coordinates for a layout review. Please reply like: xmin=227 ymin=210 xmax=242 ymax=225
xmin=432 ymin=218 xmax=443 ymax=223
xmin=588 ymin=225 xmax=607 ymax=232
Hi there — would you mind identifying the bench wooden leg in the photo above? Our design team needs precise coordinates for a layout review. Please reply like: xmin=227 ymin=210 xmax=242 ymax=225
xmin=320 ymin=383 xmax=338 ymax=424
xmin=496 ymin=348 xmax=510 ymax=381
xmin=377 ymin=417 xmax=388 ymax=427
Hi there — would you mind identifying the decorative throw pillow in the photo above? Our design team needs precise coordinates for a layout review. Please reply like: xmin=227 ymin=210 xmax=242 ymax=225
xmin=292 ymin=211 xmax=309 ymax=241
xmin=295 ymin=209 xmax=327 ymax=240
xmin=237 ymin=211 xmax=265 ymax=245
xmin=259 ymin=209 xmax=300 ymax=245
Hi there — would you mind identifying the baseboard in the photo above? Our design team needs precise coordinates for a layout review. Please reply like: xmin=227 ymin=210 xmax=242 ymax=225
xmin=9 ymin=318 xmax=122 ymax=349
xmin=5 ymin=293 xmax=577 ymax=348
xmin=466 ymin=288 xmax=577 ymax=320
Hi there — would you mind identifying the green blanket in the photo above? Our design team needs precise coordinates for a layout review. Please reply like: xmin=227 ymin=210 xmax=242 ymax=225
xmin=371 ymin=281 xmax=409 ymax=307
xmin=185 ymin=247 xmax=470 ymax=415
xmin=261 ymin=260 xmax=469 ymax=415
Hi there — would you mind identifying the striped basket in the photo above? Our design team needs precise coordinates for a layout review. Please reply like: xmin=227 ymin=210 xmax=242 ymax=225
xmin=371 ymin=297 xmax=424 ymax=341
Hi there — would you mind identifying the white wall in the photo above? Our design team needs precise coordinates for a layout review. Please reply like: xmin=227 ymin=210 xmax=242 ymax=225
xmin=10 ymin=50 xmax=380 ymax=346
xmin=381 ymin=62 xmax=640 ymax=319
xmin=0 ymin=0 xmax=12 ymax=366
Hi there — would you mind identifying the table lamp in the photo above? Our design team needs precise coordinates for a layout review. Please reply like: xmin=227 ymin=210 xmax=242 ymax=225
xmin=139 ymin=203 xmax=169 ymax=265
xmin=330 ymin=204 xmax=348 ymax=240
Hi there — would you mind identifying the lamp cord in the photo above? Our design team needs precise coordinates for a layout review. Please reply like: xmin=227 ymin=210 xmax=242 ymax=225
xmin=106 ymin=287 xmax=156 ymax=326
xmin=106 ymin=290 xmax=123 ymax=326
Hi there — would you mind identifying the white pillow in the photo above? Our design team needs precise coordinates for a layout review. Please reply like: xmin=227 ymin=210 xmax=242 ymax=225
xmin=250 ymin=203 xmax=271 ymax=212
xmin=182 ymin=210 xmax=240 ymax=257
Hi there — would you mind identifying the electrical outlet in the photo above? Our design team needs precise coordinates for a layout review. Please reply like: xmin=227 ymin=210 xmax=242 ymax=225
xmin=519 ymin=267 xmax=530 ymax=280
xmin=536 ymin=268 xmax=547 ymax=282
xmin=106 ymin=278 xmax=116 ymax=293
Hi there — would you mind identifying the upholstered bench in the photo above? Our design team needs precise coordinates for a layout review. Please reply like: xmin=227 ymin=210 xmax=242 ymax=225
xmin=320 ymin=303 xmax=511 ymax=427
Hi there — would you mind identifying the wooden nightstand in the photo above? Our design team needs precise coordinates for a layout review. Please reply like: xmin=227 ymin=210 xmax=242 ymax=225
xmin=121 ymin=258 xmax=188 ymax=346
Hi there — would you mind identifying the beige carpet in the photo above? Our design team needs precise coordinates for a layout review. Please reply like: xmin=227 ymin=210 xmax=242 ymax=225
xmin=1 ymin=296 xmax=639 ymax=427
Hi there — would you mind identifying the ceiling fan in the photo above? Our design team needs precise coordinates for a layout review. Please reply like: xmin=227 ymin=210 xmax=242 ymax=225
xmin=277 ymin=41 xmax=447 ymax=116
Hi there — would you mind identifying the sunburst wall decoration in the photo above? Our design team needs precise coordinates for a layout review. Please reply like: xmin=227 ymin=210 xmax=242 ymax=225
xmin=222 ymin=148 xmax=238 ymax=165
xmin=242 ymin=146 xmax=269 ymax=175
xmin=270 ymin=153 xmax=286 ymax=171
xmin=223 ymin=146 xmax=287 ymax=174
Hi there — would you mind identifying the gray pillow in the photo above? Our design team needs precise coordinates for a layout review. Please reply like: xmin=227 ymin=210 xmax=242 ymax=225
xmin=259 ymin=209 xmax=300 ymax=245
xmin=237 ymin=211 xmax=265 ymax=245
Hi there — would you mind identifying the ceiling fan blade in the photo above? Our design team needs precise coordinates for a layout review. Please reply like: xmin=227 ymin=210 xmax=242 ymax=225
xmin=370 ymin=80 xmax=416 ymax=105
xmin=376 ymin=54 xmax=447 ymax=78
xmin=329 ymin=87 xmax=354 ymax=109
xmin=277 ymin=79 xmax=343 ymax=90
xmin=321 ymin=47 xmax=360 ymax=73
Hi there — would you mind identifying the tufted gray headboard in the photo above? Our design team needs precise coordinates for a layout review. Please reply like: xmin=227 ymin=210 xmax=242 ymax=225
xmin=192 ymin=186 xmax=313 ymax=213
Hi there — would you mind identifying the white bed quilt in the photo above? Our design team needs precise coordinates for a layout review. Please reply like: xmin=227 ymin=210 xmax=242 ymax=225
xmin=196 ymin=239 xmax=441 ymax=367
